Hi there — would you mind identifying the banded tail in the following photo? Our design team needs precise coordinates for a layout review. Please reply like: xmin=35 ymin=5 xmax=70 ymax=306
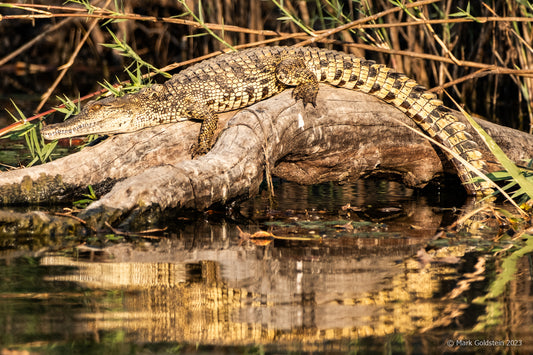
xmin=282 ymin=47 xmax=492 ymax=195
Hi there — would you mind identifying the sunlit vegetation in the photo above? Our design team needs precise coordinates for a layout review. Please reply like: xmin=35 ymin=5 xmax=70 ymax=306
xmin=0 ymin=1 xmax=533 ymax=351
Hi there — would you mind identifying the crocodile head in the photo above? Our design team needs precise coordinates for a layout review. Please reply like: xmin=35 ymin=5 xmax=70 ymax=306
xmin=41 ymin=87 xmax=178 ymax=140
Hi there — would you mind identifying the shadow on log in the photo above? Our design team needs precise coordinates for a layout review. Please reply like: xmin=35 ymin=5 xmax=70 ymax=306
xmin=1 ymin=86 xmax=532 ymax=233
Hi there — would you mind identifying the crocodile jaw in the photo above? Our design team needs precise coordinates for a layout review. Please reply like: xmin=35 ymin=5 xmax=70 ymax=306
xmin=42 ymin=118 xmax=129 ymax=139
xmin=41 ymin=93 xmax=181 ymax=140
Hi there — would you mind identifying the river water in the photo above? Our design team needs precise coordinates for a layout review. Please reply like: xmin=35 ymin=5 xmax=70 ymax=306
xmin=1 ymin=179 xmax=532 ymax=354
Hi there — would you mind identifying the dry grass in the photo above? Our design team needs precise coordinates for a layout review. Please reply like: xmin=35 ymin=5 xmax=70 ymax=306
xmin=0 ymin=1 xmax=531 ymax=129
xmin=0 ymin=0 xmax=532 ymax=134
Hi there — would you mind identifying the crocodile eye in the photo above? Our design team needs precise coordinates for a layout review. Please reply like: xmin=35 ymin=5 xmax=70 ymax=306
xmin=89 ymin=104 xmax=102 ymax=112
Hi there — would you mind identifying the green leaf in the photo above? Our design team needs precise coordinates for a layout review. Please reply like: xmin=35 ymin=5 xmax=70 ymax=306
xmin=475 ymin=234 xmax=533 ymax=303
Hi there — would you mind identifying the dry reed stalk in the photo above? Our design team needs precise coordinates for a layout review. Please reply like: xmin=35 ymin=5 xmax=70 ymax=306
xmin=1 ymin=0 xmax=532 ymax=134
xmin=326 ymin=41 xmax=533 ymax=76
xmin=34 ymin=0 xmax=112 ymax=112
xmin=0 ymin=17 xmax=74 ymax=66
xmin=295 ymin=0 xmax=442 ymax=47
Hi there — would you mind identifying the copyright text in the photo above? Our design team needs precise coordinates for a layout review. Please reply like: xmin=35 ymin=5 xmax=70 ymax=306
xmin=446 ymin=339 xmax=522 ymax=347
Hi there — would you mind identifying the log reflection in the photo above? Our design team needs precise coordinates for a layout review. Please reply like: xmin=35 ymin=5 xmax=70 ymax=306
xmin=39 ymin=211 xmax=449 ymax=348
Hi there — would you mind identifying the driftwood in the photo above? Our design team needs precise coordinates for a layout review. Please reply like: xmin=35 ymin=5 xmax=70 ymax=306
xmin=1 ymin=86 xmax=532 ymax=232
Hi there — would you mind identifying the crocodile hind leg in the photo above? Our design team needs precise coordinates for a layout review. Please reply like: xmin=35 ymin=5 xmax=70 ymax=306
xmin=275 ymin=58 xmax=319 ymax=107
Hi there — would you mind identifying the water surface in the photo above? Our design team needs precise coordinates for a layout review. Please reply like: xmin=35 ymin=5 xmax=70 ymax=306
xmin=1 ymin=180 xmax=531 ymax=354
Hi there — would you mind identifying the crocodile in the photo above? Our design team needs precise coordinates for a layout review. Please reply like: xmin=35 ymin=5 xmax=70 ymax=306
xmin=41 ymin=46 xmax=492 ymax=195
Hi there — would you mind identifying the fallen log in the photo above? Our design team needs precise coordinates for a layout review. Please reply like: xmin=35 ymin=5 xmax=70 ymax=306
xmin=0 ymin=86 xmax=532 ymax=231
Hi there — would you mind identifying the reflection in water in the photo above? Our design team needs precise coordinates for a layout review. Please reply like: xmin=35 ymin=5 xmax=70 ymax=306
xmin=1 ymin=180 xmax=532 ymax=353
xmin=39 ymin=234 xmax=442 ymax=349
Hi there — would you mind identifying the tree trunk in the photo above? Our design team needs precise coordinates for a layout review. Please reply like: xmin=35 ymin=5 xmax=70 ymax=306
xmin=1 ymin=86 xmax=532 ymax=232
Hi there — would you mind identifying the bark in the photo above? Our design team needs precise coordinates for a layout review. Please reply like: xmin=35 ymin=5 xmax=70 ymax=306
xmin=0 ymin=86 xmax=532 ymax=232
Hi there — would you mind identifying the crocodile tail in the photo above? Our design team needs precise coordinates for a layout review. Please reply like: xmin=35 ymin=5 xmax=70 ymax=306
xmin=304 ymin=48 xmax=492 ymax=195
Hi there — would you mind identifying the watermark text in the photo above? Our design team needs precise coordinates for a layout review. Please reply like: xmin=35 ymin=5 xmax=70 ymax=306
xmin=445 ymin=339 xmax=522 ymax=348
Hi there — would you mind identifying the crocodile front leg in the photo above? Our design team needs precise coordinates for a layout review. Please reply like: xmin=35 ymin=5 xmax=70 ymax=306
xmin=191 ymin=57 xmax=321 ymax=157
xmin=184 ymin=100 xmax=219 ymax=157
xmin=275 ymin=58 xmax=319 ymax=107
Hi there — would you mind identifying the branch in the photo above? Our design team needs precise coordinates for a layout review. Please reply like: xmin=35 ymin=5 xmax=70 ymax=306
xmin=1 ymin=86 xmax=532 ymax=233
